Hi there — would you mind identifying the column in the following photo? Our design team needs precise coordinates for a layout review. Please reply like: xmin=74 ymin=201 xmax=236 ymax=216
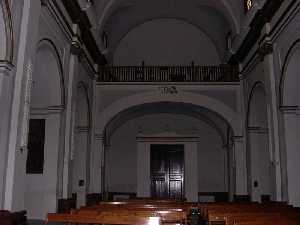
xmin=247 ymin=127 xmax=271 ymax=202
xmin=260 ymin=40 xmax=283 ymax=201
xmin=4 ymin=0 xmax=41 ymax=210
xmin=226 ymin=143 xmax=235 ymax=202
xmin=62 ymin=29 xmax=80 ymax=198
xmin=281 ymin=107 xmax=300 ymax=206
xmin=89 ymin=133 xmax=104 ymax=194
xmin=73 ymin=126 xmax=90 ymax=207
xmin=184 ymin=142 xmax=198 ymax=202
xmin=233 ymin=136 xmax=248 ymax=196
xmin=0 ymin=62 xmax=14 ymax=208
xmin=137 ymin=141 xmax=150 ymax=197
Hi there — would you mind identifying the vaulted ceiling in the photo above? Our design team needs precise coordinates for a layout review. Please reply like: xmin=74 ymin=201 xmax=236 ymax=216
xmin=78 ymin=0 xmax=246 ymax=63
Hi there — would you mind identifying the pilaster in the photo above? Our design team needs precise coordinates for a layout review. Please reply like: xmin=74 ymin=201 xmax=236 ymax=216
xmin=280 ymin=106 xmax=300 ymax=206
xmin=232 ymin=136 xmax=248 ymax=195
xmin=89 ymin=133 xmax=104 ymax=194
xmin=0 ymin=61 xmax=14 ymax=208
xmin=4 ymin=0 xmax=42 ymax=210
xmin=62 ymin=29 xmax=81 ymax=198
xmin=259 ymin=37 xmax=283 ymax=201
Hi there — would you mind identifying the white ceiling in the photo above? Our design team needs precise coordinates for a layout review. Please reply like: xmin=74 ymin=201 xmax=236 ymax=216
xmin=79 ymin=0 xmax=246 ymax=63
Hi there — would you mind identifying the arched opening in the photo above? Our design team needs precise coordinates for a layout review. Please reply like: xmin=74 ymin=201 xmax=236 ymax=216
xmin=24 ymin=40 xmax=64 ymax=219
xmin=280 ymin=41 xmax=300 ymax=206
xmin=71 ymin=83 xmax=91 ymax=207
xmin=101 ymin=102 xmax=235 ymax=202
xmin=246 ymin=83 xmax=273 ymax=202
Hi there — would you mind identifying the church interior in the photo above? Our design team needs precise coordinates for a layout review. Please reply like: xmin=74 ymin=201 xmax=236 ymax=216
xmin=1 ymin=0 xmax=300 ymax=224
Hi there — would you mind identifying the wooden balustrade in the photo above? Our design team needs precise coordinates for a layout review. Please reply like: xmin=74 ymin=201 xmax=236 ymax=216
xmin=98 ymin=65 xmax=239 ymax=83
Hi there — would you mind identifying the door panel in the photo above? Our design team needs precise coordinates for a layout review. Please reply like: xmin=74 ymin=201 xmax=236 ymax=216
xmin=150 ymin=145 xmax=184 ymax=199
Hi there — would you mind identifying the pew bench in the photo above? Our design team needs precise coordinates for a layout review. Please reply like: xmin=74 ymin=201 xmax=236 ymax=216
xmin=76 ymin=204 xmax=187 ymax=225
xmin=46 ymin=212 xmax=160 ymax=225
xmin=0 ymin=210 xmax=27 ymax=225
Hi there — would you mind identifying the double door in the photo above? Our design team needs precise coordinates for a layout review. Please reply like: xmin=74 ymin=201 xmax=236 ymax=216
xmin=150 ymin=144 xmax=184 ymax=200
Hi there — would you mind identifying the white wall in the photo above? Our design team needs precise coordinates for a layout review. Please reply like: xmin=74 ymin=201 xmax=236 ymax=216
xmin=113 ymin=19 xmax=221 ymax=65
xmin=25 ymin=113 xmax=61 ymax=219
xmin=247 ymin=85 xmax=272 ymax=201
xmin=106 ymin=113 xmax=227 ymax=194
xmin=71 ymin=69 xmax=92 ymax=207
xmin=281 ymin=44 xmax=300 ymax=206
xmin=31 ymin=45 xmax=62 ymax=108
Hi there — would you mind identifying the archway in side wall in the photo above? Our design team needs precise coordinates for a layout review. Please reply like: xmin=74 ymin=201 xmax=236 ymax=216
xmin=24 ymin=40 xmax=65 ymax=219
xmin=246 ymin=82 xmax=273 ymax=202
xmin=280 ymin=41 xmax=300 ymax=206
xmin=71 ymin=82 xmax=91 ymax=208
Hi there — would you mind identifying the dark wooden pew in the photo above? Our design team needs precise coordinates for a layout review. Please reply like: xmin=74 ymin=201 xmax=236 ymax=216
xmin=77 ymin=201 xmax=187 ymax=225
xmin=0 ymin=210 xmax=27 ymax=225
xmin=46 ymin=211 xmax=160 ymax=225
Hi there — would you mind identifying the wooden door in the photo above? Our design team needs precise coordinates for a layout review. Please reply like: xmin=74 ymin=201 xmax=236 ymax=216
xmin=150 ymin=144 xmax=184 ymax=199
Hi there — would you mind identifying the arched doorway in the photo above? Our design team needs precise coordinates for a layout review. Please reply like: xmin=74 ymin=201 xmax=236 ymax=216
xmin=101 ymin=102 xmax=235 ymax=202
xmin=280 ymin=41 xmax=300 ymax=206
xmin=24 ymin=40 xmax=65 ymax=219
xmin=71 ymin=83 xmax=91 ymax=207
xmin=246 ymin=82 xmax=273 ymax=202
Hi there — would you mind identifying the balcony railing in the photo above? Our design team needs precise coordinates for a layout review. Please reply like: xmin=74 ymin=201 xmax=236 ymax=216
xmin=98 ymin=65 xmax=239 ymax=83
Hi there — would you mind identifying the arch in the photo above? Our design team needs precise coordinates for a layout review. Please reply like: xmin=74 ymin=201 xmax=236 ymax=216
xmin=97 ymin=91 xmax=240 ymax=136
xmin=246 ymin=81 xmax=273 ymax=201
xmin=105 ymin=102 xmax=227 ymax=146
xmin=279 ymin=39 xmax=300 ymax=107
xmin=31 ymin=39 xmax=65 ymax=108
xmin=279 ymin=40 xmax=300 ymax=206
xmin=0 ymin=0 xmax=14 ymax=62
xmin=71 ymin=81 xmax=92 ymax=207
xmin=97 ymin=0 xmax=239 ymax=37
xmin=246 ymin=81 xmax=268 ymax=128
xmin=24 ymin=39 xmax=65 ymax=219
xmin=111 ymin=17 xmax=222 ymax=64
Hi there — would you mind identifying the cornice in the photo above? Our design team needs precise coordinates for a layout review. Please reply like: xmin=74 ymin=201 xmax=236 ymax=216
xmin=60 ymin=0 xmax=107 ymax=66
xmin=229 ymin=0 xmax=285 ymax=64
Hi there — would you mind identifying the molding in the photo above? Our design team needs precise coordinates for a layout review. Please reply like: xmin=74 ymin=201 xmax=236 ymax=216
xmin=30 ymin=105 xmax=65 ymax=115
xmin=0 ymin=60 xmax=14 ymax=76
xmin=258 ymin=42 xmax=273 ymax=61
xmin=232 ymin=135 xmax=244 ymax=143
xmin=247 ymin=126 xmax=269 ymax=134
xmin=43 ymin=0 xmax=98 ymax=75
xmin=229 ymin=0 xmax=284 ymax=64
xmin=60 ymin=0 xmax=107 ymax=66
xmin=268 ymin=0 xmax=300 ymax=43
xmin=95 ymin=133 xmax=104 ymax=141
xmin=75 ymin=126 xmax=90 ymax=133
xmin=279 ymin=105 xmax=300 ymax=114
xmin=241 ymin=1 xmax=298 ymax=72
xmin=137 ymin=131 xmax=199 ymax=143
